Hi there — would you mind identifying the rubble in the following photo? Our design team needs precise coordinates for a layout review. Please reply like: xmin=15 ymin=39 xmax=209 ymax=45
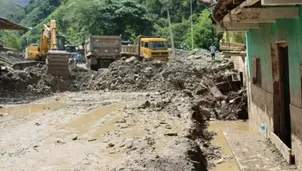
xmin=0 ymin=49 xmax=247 ymax=170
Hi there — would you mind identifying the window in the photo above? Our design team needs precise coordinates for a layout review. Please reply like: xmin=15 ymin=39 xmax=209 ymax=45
xmin=149 ymin=41 xmax=168 ymax=50
xmin=144 ymin=42 xmax=149 ymax=48
xmin=252 ymin=57 xmax=262 ymax=86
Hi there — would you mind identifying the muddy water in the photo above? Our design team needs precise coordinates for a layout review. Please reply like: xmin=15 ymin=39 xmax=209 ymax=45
xmin=68 ymin=103 xmax=125 ymax=136
xmin=0 ymin=103 xmax=63 ymax=116
xmin=208 ymin=121 xmax=240 ymax=171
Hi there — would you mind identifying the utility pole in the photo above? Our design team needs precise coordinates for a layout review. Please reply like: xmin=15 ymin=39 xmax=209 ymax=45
xmin=167 ymin=9 xmax=175 ymax=58
xmin=190 ymin=0 xmax=194 ymax=50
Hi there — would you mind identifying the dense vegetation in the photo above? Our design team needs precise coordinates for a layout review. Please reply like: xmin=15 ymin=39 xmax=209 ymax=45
xmin=0 ymin=0 xmax=23 ymax=17
xmin=0 ymin=0 xmax=224 ymax=51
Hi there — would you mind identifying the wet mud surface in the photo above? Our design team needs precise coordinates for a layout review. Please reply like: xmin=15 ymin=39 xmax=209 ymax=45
xmin=0 ymin=91 xmax=212 ymax=170
xmin=0 ymin=50 xmax=248 ymax=170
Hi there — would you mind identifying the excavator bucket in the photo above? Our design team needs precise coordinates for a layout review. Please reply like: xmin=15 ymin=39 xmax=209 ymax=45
xmin=46 ymin=50 xmax=70 ymax=78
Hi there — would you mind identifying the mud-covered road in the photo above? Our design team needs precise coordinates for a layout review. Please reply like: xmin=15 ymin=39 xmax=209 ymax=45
xmin=0 ymin=50 xmax=249 ymax=170
xmin=0 ymin=91 xmax=213 ymax=170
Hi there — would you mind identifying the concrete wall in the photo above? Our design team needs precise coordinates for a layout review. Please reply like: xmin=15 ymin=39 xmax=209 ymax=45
xmin=231 ymin=56 xmax=245 ymax=73
xmin=246 ymin=6 xmax=302 ymax=169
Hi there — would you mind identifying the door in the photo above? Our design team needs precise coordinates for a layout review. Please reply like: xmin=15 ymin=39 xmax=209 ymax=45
xmin=272 ymin=42 xmax=291 ymax=148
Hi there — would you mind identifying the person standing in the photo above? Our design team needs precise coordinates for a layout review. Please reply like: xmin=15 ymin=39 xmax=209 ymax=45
xmin=209 ymin=44 xmax=217 ymax=60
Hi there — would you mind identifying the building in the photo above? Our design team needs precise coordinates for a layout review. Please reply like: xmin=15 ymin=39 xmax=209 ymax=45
xmin=211 ymin=0 xmax=302 ymax=170
xmin=0 ymin=17 xmax=28 ymax=30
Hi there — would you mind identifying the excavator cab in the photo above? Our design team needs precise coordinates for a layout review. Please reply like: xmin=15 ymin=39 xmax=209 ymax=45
xmin=57 ymin=35 xmax=67 ymax=50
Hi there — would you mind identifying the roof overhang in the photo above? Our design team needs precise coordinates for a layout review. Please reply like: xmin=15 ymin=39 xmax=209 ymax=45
xmin=0 ymin=17 xmax=29 ymax=30
xmin=211 ymin=0 xmax=302 ymax=32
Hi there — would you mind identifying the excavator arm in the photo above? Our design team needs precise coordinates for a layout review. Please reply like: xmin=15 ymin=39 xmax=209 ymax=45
xmin=39 ymin=20 xmax=58 ymax=57
xmin=14 ymin=20 xmax=70 ymax=78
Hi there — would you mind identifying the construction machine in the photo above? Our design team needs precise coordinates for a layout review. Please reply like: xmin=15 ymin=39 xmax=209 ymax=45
xmin=13 ymin=20 xmax=70 ymax=78
xmin=121 ymin=35 xmax=169 ymax=61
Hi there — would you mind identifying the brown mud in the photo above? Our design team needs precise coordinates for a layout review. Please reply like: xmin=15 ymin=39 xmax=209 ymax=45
xmin=0 ymin=49 xmax=247 ymax=170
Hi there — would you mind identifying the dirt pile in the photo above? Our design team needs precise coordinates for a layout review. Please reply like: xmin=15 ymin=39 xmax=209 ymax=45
xmin=73 ymin=56 xmax=233 ymax=91
xmin=0 ymin=64 xmax=76 ymax=101
xmin=0 ymin=49 xmax=247 ymax=170
xmin=71 ymin=51 xmax=246 ymax=120
xmin=0 ymin=49 xmax=247 ymax=119
xmin=0 ymin=50 xmax=24 ymax=65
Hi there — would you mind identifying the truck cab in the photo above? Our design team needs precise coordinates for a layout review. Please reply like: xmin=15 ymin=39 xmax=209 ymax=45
xmin=140 ymin=38 xmax=169 ymax=61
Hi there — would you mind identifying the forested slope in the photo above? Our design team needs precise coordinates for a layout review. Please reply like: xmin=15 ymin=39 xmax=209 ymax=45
xmin=1 ymin=0 xmax=222 ymax=50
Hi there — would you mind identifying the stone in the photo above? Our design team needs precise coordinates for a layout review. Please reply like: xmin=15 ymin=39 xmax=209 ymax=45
xmin=116 ymin=119 xmax=127 ymax=123
xmin=108 ymin=143 xmax=115 ymax=148
xmin=125 ymin=56 xmax=137 ymax=63
xmin=164 ymin=132 xmax=178 ymax=136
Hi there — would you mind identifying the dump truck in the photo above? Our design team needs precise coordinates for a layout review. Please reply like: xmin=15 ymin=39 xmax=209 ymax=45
xmin=84 ymin=35 xmax=122 ymax=70
xmin=121 ymin=35 xmax=169 ymax=61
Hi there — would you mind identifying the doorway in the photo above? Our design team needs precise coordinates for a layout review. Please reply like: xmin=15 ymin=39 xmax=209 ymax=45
xmin=272 ymin=42 xmax=291 ymax=148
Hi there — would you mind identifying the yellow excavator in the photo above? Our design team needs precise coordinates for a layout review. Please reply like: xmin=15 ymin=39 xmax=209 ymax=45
xmin=13 ymin=20 xmax=70 ymax=78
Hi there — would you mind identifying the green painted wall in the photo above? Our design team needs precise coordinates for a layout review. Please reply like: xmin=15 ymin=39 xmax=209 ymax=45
xmin=246 ymin=6 xmax=302 ymax=96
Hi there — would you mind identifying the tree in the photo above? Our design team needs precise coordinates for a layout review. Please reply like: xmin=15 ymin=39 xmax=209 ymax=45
xmin=0 ymin=31 xmax=22 ymax=50
xmin=71 ymin=0 xmax=153 ymax=42
xmin=184 ymin=10 xmax=222 ymax=49
xmin=160 ymin=0 xmax=175 ymax=57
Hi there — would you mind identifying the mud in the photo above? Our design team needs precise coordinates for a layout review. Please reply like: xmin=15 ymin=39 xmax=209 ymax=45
xmin=0 ymin=91 xmax=210 ymax=170
xmin=0 ymin=49 xmax=247 ymax=170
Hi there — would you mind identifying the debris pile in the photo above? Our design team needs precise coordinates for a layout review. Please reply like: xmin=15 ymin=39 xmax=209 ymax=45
xmin=71 ymin=52 xmax=247 ymax=120
xmin=0 ymin=49 xmax=248 ymax=170
xmin=0 ymin=49 xmax=247 ymax=119
xmin=0 ymin=64 xmax=75 ymax=100
xmin=0 ymin=50 xmax=24 ymax=66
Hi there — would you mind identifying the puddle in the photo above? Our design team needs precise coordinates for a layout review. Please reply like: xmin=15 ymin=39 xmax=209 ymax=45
xmin=92 ymin=117 xmax=121 ymax=138
xmin=68 ymin=103 xmax=125 ymax=135
xmin=0 ymin=103 xmax=63 ymax=116
xmin=208 ymin=121 xmax=240 ymax=171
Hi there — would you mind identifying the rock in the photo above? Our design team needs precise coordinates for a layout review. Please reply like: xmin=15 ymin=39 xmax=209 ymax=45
xmin=139 ymin=100 xmax=151 ymax=109
xmin=165 ymin=125 xmax=172 ymax=129
xmin=72 ymin=136 xmax=78 ymax=141
xmin=209 ymin=86 xmax=226 ymax=100
xmin=144 ymin=67 xmax=153 ymax=78
xmin=88 ymin=139 xmax=97 ymax=142
xmin=108 ymin=143 xmax=115 ymax=148
xmin=164 ymin=132 xmax=178 ymax=136
xmin=200 ymin=108 xmax=211 ymax=120
xmin=125 ymin=56 xmax=137 ymax=63
xmin=120 ymin=124 xmax=129 ymax=129
xmin=160 ymin=121 xmax=166 ymax=124
xmin=214 ymin=158 xmax=225 ymax=165
xmin=55 ymin=140 xmax=65 ymax=145
xmin=221 ymin=100 xmax=227 ymax=107
xmin=0 ymin=113 xmax=8 ymax=117
xmin=116 ymin=119 xmax=127 ymax=123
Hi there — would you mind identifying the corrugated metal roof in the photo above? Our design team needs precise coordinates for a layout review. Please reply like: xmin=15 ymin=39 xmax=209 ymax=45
xmin=0 ymin=17 xmax=28 ymax=30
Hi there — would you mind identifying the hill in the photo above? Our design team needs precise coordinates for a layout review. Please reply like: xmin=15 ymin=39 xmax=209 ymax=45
xmin=20 ymin=0 xmax=209 ymax=46
xmin=0 ymin=0 xmax=23 ymax=17
xmin=2 ymin=0 xmax=222 ymax=51
xmin=12 ymin=0 xmax=30 ymax=6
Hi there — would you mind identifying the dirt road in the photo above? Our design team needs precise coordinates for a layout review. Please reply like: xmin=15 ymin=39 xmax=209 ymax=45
xmin=0 ymin=91 xmax=210 ymax=170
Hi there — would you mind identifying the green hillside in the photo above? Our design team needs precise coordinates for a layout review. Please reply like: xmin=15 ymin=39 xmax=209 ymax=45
xmin=2 ymin=0 xmax=223 ymax=51
xmin=0 ymin=0 xmax=23 ymax=17
xmin=12 ymin=0 xmax=30 ymax=6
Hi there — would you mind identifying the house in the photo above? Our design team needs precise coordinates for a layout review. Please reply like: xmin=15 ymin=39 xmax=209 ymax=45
xmin=0 ymin=17 xmax=28 ymax=30
xmin=211 ymin=0 xmax=302 ymax=170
